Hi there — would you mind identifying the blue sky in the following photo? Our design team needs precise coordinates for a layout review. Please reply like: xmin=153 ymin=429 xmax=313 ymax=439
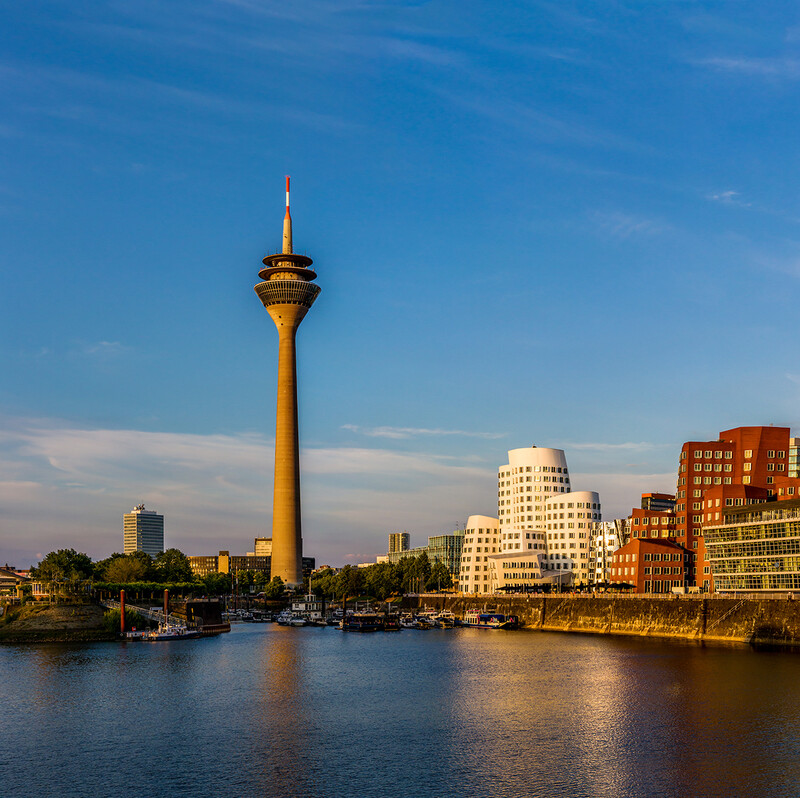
xmin=3 ymin=0 xmax=800 ymax=567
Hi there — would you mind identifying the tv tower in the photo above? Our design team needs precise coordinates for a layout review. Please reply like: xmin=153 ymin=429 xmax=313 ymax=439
xmin=254 ymin=177 xmax=320 ymax=587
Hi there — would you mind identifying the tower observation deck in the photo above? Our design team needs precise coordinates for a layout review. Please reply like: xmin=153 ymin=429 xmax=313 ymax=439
xmin=254 ymin=177 xmax=320 ymax=587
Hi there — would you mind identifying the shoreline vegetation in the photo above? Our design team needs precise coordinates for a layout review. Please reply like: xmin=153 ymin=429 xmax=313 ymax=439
xmin=0 ymin=604 xmax=115 ymax=644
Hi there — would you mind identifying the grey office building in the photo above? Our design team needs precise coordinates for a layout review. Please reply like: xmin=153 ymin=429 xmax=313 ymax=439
xmin=124 ymin=504 xmax=164 ymax=558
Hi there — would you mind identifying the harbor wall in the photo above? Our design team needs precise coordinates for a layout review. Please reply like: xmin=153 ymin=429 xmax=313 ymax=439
xmin=402 ymin=595 xmax=800 ymax=646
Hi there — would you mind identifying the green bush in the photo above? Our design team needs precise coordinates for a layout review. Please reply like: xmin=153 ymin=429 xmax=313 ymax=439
xmin=103 ymin=608 xmax=152 ymax=633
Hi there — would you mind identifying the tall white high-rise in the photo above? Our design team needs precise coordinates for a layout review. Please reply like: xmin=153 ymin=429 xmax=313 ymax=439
xmin=544 ymin=490 xmax=601 ymax=584
xmin=498 ymin=446 xmax=571 ymax=554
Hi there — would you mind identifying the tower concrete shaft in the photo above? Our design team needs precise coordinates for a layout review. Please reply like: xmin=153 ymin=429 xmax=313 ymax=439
xmin=254 ymin=178 xmax=320 ymax=587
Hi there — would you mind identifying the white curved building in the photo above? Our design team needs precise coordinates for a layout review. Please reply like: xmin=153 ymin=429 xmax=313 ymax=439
xmin=458 ymin=446 xmax=602 ymax=594
xmin=544 ymin=491 xmax=601 ymax=585
xmin=458 ymin=515 xmax=499 ymax=594
xmin=498 ymin=446 xmax=570 ymax=555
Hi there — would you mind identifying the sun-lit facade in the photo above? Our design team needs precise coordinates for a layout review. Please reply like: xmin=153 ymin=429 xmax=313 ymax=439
xmin=704 ymin=497 xmax=800 ymax=592
xmin=123 ymin=504 xmax=164 ymax=559
xmin=458 ymin=516 xmax=499 ymax=593
xmin=458 ymin=447 xmax=602 ymax=593
xmin=589 ymin=519 xmax=628 ymax=583
xmin=543 ymin=491 xmax=601 ymax=585
xmin=498 ymin=446 xmax=570 ymax=555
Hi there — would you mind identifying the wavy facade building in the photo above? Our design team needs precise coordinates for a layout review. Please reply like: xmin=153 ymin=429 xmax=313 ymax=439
xmin=460 ymin=446 xmax=602 ymax=593
xmin=544 ymin=490 xmax=601 ymax=585
xmin=458 ymin=516 xmax=499 ymax=594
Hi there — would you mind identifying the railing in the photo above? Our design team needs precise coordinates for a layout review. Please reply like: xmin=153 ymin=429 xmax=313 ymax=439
xmin=101 ymin=599 xmax=190 ymax=628
xmin=705 ymin=599 xmax=747 ymax=632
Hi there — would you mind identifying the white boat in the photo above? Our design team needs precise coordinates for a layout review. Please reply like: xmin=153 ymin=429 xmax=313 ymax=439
xmin=142 ymin=622 xmax=199 ymax=641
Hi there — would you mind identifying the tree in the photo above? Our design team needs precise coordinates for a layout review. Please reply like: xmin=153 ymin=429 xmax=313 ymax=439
xmin=95 ymin=551 xmax=157 ymax=582
xmin=364 ymin=562 xmax=396 ymax=600
xmin=239 ymin=569 xmax=256 ymax=590
xmin=153 ymin=548 xmax=194 ymax=583
xmin=263 ymin=576 xmax=284 ymax=599
xmin=202 ymin=572 xmax=232 ymax=596
xmin=309 ymin=568 xmax=336 ymax=599
xmin=426 ymin=561 xmax=453 ymax=592
xmin=336 ymin=565 xmax=364 ymax=599
xmin=31 ymin=549 xmax=94 ymax=598
xmin=104 ymin=555 xmax=151 ymax=583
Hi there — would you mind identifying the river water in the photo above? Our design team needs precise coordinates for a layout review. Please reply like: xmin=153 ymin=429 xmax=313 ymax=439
xmin=2 ymin=624 xmax=800 ymax=797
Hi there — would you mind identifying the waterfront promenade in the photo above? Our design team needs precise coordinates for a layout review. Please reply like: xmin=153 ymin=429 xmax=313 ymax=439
xmin=406 ymin=593 xmax=800 ymax=646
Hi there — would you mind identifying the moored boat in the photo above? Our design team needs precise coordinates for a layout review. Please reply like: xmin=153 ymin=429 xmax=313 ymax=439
xmin=461 ymin=611 xmax=519 ymax=630
xmin=340 ymin=612 xmax=383 ymax=632
xmin=436 ymin=610 xmax=457 ymax=628
xmin=142 ymin=622 xmax=200 ymax=641
xmin=382 ymin=613 xmax=401 ymax=631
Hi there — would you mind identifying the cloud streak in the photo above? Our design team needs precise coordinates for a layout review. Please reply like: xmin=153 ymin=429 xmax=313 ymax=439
xmin=591 ymin=211 xmax=669 ymax=239
xmin=342 ymin=423 xmax=506 ymax=440
xmin=0 ymin=418 xmax=497 ymax=566
xmin=696 ymin=56 xmax=800 ymax=79
xmin=707 ymin=190 xmax=751 ymax=207
xmin=0 ymin=417 xmax=684 ymax=567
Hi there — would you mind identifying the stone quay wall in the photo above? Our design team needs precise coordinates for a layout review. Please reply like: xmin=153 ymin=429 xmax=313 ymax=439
xmin=403 ymin=594 xmax=800 ymax=646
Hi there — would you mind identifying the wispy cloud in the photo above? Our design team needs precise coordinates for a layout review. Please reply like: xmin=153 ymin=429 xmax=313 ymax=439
xmin=81 ymin=341 xmax=128 ymax=357
xmin=592 ymin=211 xmax=668 ymax=239
xmin=342 ymin=424 xmax=506 ymax=440
xmin=695 ymin=56 xmax=800 ymax=79
xmin=0 ymin=418 xmax=497 ymax=566
xmin=707 ymin=189 xmax=751 ymax=207
xmin=567 ymin=441 xmax=673 ymax=452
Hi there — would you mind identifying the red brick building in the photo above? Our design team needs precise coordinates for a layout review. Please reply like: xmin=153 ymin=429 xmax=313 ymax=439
xmin=674 ymin=426 xmax=789 ymax=591
xmin=629 ymin=507 xmax=676 ymax=541
xmin=609 ymin=539 xmax=688 ymax=594
xmin=773 ymin=476 xmax=800 ymax=501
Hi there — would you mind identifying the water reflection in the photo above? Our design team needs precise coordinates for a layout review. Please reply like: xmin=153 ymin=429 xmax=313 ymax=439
xmin=4 ymin=627 xmax=800 ymax=797
xmin=256 ymin=626 xmax=312 ymax=795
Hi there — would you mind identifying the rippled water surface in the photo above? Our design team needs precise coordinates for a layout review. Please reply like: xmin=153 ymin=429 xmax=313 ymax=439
xmin=3 ymin=624 xmax=800 ymax=797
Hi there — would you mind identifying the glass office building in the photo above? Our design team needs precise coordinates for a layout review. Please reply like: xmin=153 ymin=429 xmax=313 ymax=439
xmin=705 ymin=498 xmax=800 ymax=592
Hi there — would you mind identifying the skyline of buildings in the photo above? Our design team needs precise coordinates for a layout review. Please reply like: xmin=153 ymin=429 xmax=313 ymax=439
xmin=378 ymin=424 xmax=800 ymax=595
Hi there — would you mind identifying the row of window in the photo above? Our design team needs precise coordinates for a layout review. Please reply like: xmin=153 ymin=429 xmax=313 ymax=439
xmin=502 ymin=465 xmax=567 ymax=475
